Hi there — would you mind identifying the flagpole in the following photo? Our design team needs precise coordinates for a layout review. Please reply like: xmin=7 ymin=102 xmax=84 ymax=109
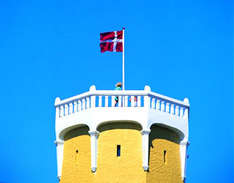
xmin=122 ymin=27 xmax=125 ymax=91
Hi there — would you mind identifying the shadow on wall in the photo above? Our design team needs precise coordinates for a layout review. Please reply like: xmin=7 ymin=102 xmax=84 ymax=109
xmin=64 ymin=126 xmax=90 ymax=141
xmin=97 ymin=121 xmax=142 ymax=132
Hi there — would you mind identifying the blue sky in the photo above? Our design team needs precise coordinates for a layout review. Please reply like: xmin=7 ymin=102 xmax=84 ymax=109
xmin=0 ymin=0 xmax=233 ymax=183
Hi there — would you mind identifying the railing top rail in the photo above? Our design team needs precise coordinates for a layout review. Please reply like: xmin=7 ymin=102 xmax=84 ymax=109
xmin=55 ymin=89 xmax=189 ymax=108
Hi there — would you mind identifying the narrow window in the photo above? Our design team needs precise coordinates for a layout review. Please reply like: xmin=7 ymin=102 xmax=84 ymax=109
xmin=117 ymin=145 xmax=121 ymax=157
xmin=163 ymin=150 xmax=167 ymax=163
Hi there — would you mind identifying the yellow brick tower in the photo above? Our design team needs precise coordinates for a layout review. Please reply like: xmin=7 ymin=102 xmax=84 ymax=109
xmin=54 ymin=85 xmax=189 ymax=183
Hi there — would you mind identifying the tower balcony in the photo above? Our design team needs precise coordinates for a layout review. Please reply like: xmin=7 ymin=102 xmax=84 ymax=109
xmin=55 ymin=85 xmax=189 ymax=141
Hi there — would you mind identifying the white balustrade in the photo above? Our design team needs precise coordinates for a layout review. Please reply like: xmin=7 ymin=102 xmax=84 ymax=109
xmin=55 ymin=88 xmax=189 ymax=119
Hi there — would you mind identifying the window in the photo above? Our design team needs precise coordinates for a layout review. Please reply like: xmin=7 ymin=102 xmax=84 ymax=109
xmin=117 ymin=145 xmax=121 ymax=157
xmin=163 ymin=150 xmax=167 ymax=163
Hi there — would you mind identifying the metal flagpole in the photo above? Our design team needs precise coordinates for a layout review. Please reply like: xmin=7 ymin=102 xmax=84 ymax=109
xmin=122 ymin=27 xmax=125 ymax=91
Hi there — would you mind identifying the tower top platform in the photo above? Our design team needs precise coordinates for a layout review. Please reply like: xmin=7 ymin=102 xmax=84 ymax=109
xmin=55 ymin=85 xmax=189 ymax=142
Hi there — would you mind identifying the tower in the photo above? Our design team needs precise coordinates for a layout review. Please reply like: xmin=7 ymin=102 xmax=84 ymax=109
xmin=54 ymin=85 xmax=189 ymax=183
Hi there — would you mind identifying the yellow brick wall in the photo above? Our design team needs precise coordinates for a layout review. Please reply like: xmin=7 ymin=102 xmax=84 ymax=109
xmin=95 ymin=122 xmax=146 ymax=183
xmin=60 ymin=123 xmax=182 ymax=183
xmin=147 ymin=125 xmax=182 ymax=183
xmin=60 ymin=126 xmax=93 ymax=183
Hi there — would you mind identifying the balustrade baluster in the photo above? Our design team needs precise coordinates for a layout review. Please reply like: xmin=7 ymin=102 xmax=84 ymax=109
xmin=125 ymin=96 xmax=128 ymax=107
xmin=166 ymin=102 xmax=170 ymax=113
xmin=170 ymin=103 xmax=175 ymax=115
xmin=183 ymin=107 xmax=188 ymax=119
xmin=86 ymin=97 xmax=90 ymax=109
xmin=69 ymin=103 xmax=73 ymax=114
xmin=65 ymin=104 xmax=68 ymax=116
xmin=112 ymin=96 xmax=115 ymax=107
xmin=152 ymin=98 xmax=155 ymax=109
xmin=118 ymin=96 xmax=122 ymax=107
xmin=56 ymin=106 xmax=60 ymax=119
xmin=74 ymin=101 xmax=77 ymax=113
xmin=82 ymin=98 xmax=86 ymax=110
xmin=180 ymin=106 xmax=184 ymax=117
xmin=161 ymin=101 xmax=165 ymax=112
xmin=78 ymin=100 xmax=81 ymax=111
xmin=156 ymin=99 xmax=160 ymax=111
xmin=131 ymin=96 xmax=134 ymax=107
xmin=175 ymin=105 xmax=179 ymax=116
xmin=137 ymin=96 xmax=141 ymax=107
xmin=60 ymin=105 xmax=64 ymax=117
xmin=99 ymin=96 xmax=102 ymax=107
xmin=105 ymin=96 xmax=108 ymax=107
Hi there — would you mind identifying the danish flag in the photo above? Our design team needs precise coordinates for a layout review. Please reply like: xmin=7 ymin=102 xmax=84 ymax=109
xmin=100 ymin=30 xmax=123 ymax=53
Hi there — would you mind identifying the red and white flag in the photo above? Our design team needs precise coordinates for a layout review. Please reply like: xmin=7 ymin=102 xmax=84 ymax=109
xmin=100 ymin=30 xmax=123 ymax=53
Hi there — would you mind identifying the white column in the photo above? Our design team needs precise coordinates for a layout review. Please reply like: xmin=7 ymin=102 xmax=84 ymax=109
xmin=54 ymin=140 xmax=64 ymax=180
xmin=89 ymin=130 xmax=99 ymax=172
xmin=141 ymin=129 xmax=151 ymax=171
xmin=180 ymin=141 xmax=189 ymax=181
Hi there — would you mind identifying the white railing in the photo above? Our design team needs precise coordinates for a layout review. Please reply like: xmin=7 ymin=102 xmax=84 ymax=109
xmin=55 ymin=86 xmax=189 ymax=119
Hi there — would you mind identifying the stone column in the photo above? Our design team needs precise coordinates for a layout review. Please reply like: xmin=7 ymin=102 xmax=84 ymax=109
xmin=54 ymin=140 xmax=64 ymax=180
xmin=180 ymin=140 xmax=189 ymax=181
xmin=89 ymin=130 xmax=99 ymax=172
xmin=141 ymin=129 xmax=151 ymax=171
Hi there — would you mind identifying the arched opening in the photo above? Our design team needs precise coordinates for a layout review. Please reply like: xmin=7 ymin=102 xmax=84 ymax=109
xmin=147 ymin=124 xmax=183 ymax=183
xmin=60 ymin=125 xmax=92 ymax=183
xmin=95 ymin=121 xmax=145 ymax=182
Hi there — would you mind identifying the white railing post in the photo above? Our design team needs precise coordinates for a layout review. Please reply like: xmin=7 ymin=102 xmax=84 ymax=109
xmin=166 ymin=102 xmax=170 ymax=113
xmin=180 ymin=106 xmax=184 ymax=117
xmin=105 ymin=96 xmax=108 ymax=107
xmin=69 ymin=103 xmax=73 ymax=114
xmin=161 ymin=100 xmax=165 ymax=112
xmin=156 ymin=99 xmax=160 ymax=111
xmin=74 ymin=100 xmax=77 ymax=113
xmin=82 ymin=98 xmax=85 ymax=110
xmin=151 ymin=98 xmax=155 ymax=109
xmin=175 ymin=105 xmax=179 ymax=116
xmin=64 ymin=104 xmax=68 ymax=116
xmin=112 ymin=96 xmax=115 ymax=107
xmin=183 ymin=98 xmax=189 ymax=119
xmin=118 ymin=96 xmax=122 ymax=107
xmin=144 ymin=86 xmax=151 ymax=109
xmin=86 ymin=97 xmax=90 ymax=109
xmin=89 ymin=85 xmax=96 ymax=108
xmin=170 ymin=103 xmax=174 ymax=115
xmin=99 ymin=96 xmax=102 ymax=107
xmin=78 ymin=100 xmax=81 ymax=111
xmin=60 ymin=105 xmax=64 ymax=117
xmin=55 ymin=97 xmax=61 ymax=119
xmin=131 ymin=96 xmax=134 ymax=107
xmin=137 ymin=96 xmax=141 ymax=107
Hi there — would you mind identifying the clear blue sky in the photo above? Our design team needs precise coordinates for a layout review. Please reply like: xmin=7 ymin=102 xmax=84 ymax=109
xmin=0 ymin=0 xmax=233 ymax=183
